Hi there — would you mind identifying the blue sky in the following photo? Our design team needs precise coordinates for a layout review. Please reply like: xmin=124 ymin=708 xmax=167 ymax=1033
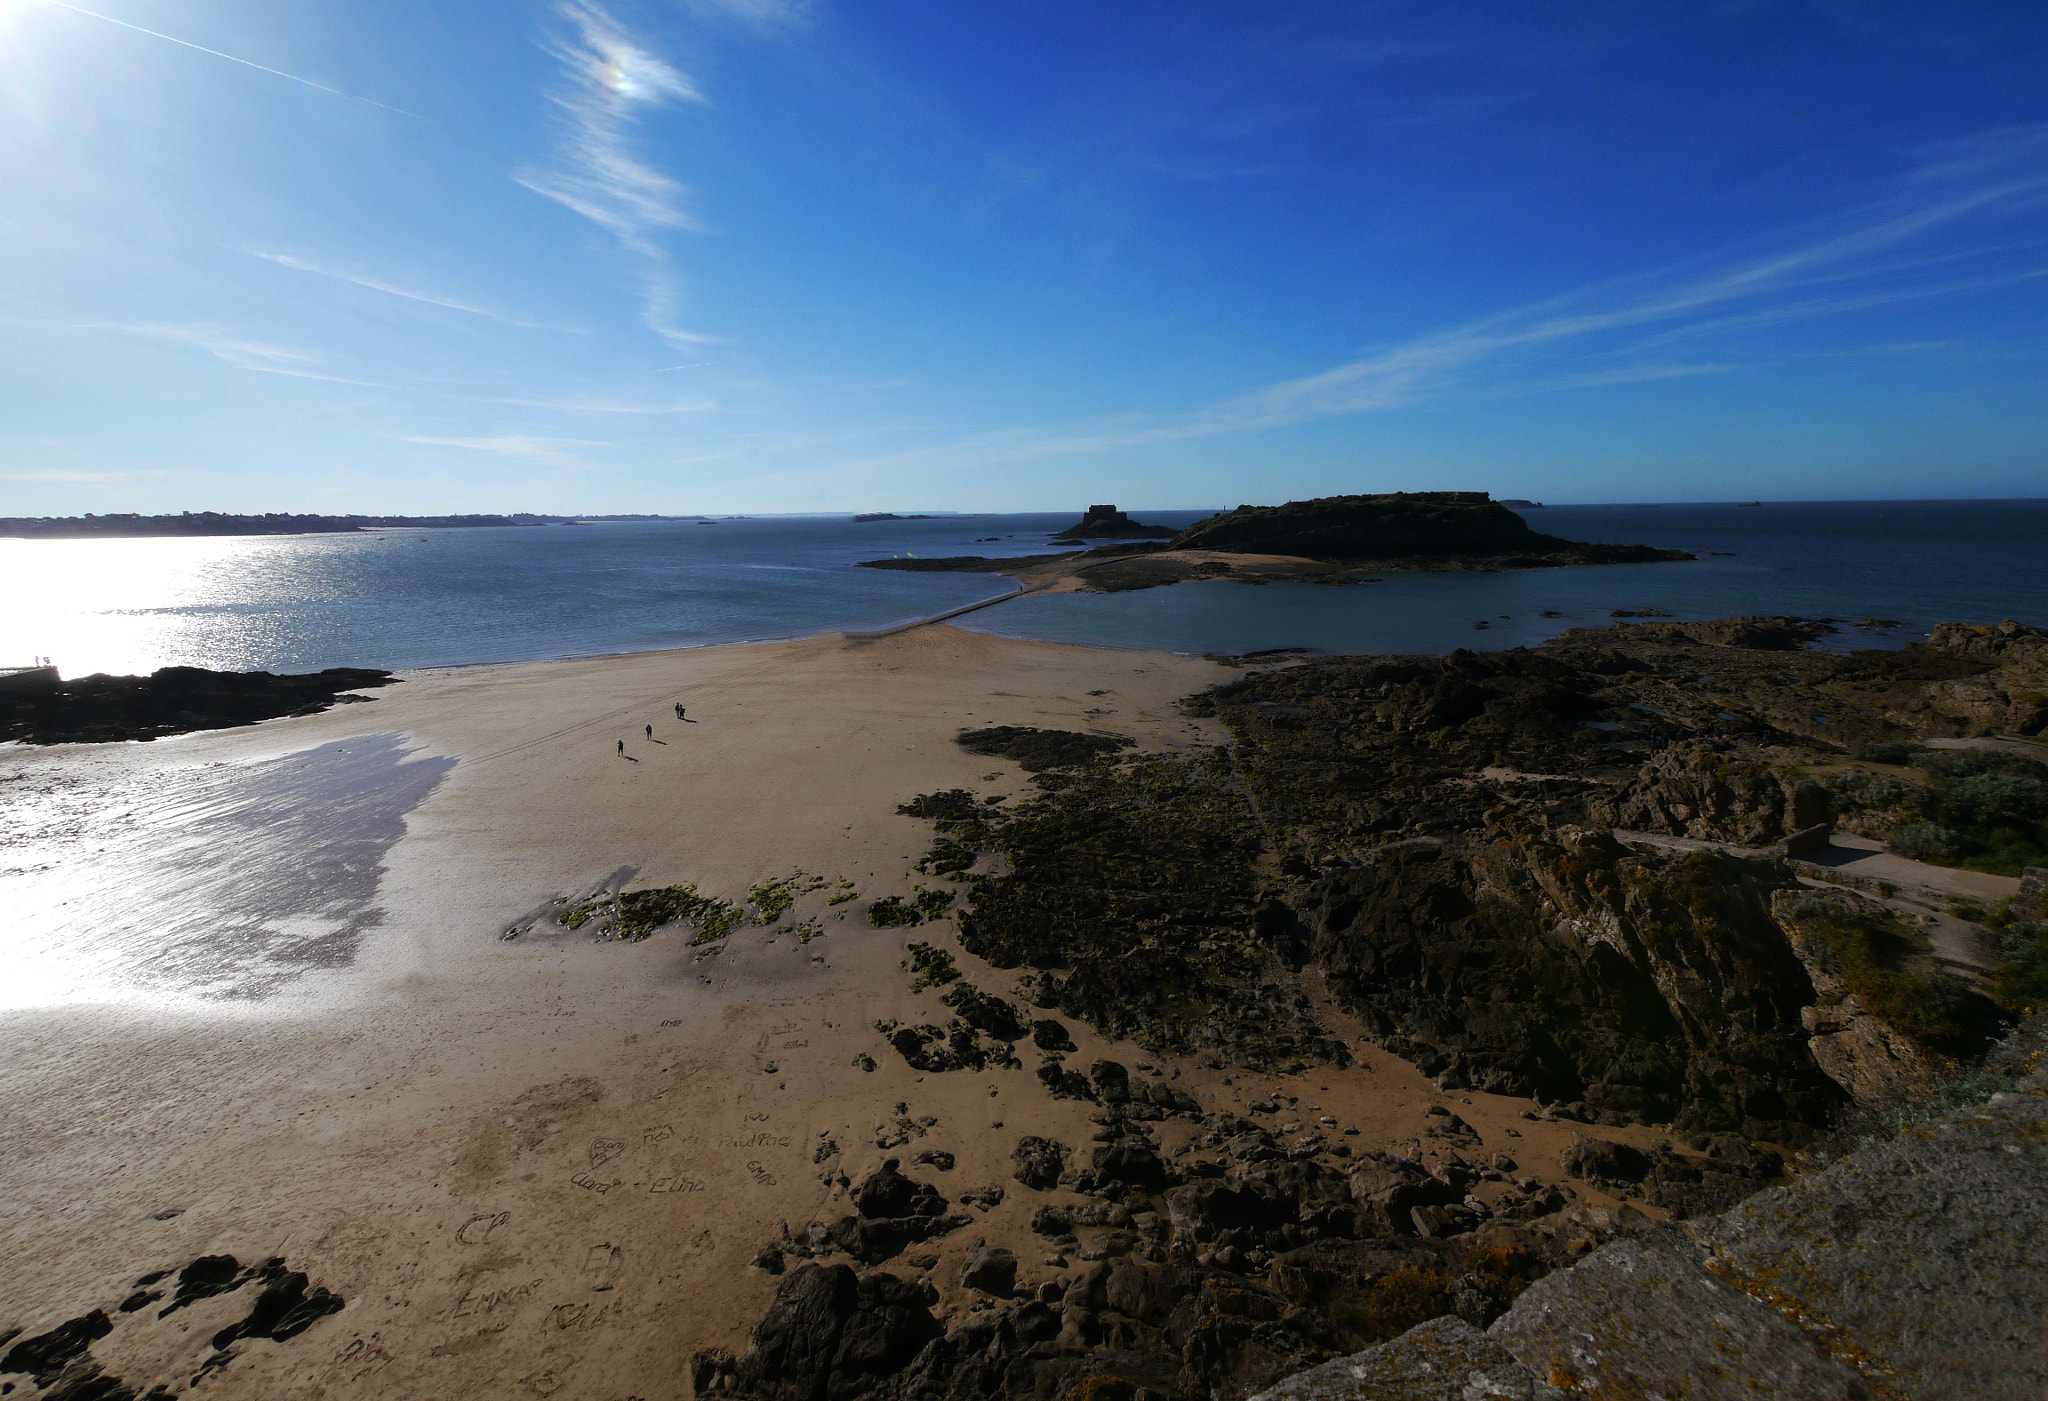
xmin=2 ymin=0 xmax=2045 ymax=514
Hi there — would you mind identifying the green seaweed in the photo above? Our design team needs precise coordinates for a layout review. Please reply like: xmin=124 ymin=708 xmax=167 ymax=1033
xmin=904 ymin=941 xmax=959 ymax=991
xmin=559 ymin=883 xmax=744 ymax=943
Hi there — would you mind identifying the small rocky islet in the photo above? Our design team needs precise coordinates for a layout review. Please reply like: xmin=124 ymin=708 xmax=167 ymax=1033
xmin=856 ymin=491 xmax=1693 ymax=591
xmin=704 ymin=614 xmax=2048 ymax=1401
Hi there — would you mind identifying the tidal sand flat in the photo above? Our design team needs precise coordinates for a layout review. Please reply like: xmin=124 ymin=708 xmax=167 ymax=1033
xmin=6 ymin=616 xmax=2043 ymax=1399
xmin=3 ymin=627 xmax=1610 ymax=1399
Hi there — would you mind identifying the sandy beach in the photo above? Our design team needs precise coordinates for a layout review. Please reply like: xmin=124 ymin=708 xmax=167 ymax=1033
xmin=0 ymin=626 xmax=1650 ymax=1400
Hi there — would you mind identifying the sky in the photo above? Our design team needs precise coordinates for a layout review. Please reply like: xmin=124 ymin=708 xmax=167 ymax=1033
xmin=1 ymin=0 xmax=2045 ymax=515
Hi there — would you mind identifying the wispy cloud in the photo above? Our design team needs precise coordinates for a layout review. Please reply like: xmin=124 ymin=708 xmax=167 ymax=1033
xmin=29 ymin=0 xmax=426 ymax=120
xmin=80 ymin=322 xmax=404 ymax=387
xmin=515 ymin=2 xmax=712 ymax=347
xmin=477 ymin=392 xmax=716 ymax=415
xmin=397 ymin=433 xmax=607 ymax=470
xmin=681 ymin=0 xmax=816 ymax=33
xmin=846 ymin=126 xmax=2048 ymax=472
xmin=247 ymin=251 xmax=569 ymax=330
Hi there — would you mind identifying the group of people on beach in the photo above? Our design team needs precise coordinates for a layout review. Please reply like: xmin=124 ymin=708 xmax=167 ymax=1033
xmin=617 ymin=701 xmax=693 ymax=758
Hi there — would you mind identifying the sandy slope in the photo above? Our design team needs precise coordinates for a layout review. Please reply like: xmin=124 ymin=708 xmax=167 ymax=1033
xmin=0 ymin=628 xmax=1628 ymax=1400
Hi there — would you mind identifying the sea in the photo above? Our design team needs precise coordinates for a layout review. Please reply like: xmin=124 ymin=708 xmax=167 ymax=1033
xmin=4 ymin=500 xmax=2046 ymax=677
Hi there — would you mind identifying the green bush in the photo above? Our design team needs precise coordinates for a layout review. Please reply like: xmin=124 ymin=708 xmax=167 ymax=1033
xmin=1995 ymin=918 xmax=2048 ymax=1010
xmin=1854 ymin=740 xmax=1927 ymax=765
xmin=1944 ymin=773 xmax=2048 ymax=829
xmin=1780 ymin=894 xmax=1996 ymax=1056
xmin=1364 ymin=1268 xmax=1452 ymax=1337
xmin=1890 ymin=823 xmax=1979 ymax=863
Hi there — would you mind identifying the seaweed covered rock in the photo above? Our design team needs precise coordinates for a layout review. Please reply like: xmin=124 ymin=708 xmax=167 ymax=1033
xmin=1301 ymin=826 xmax=1840 ymax=1138
xmin=900 ymin=751 xmax=1350 ymax=1068
xmin=956 ymin=725 xmax=1135 ymax=771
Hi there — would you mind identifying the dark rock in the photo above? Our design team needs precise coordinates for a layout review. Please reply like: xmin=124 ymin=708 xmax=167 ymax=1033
xmin=956 ymin=726 xmax=1135 ymax=772
xmin=1091 ymin=1142 xmax=1169 ymax=1190
xmin=1 ymin=1310 xmax=112 ymax=1384
xmin=909 ymin=1149 xmax=955 ymax=1172
xmin=853 ymin=1160 xmax=948 ymax=1219
xmin=960 ymin=1244 xmax=1018 ymax=1297
xmin=940 ymin=984 xmax=1026 ymax=1040
xmin=1595 ymin=740 xmax=1830 ymax=845
xmin=1089 ymin=1060 xmax=1131 ymax=1104
xmin=823 ymin=1212 xmax=971 ymax=1266
xmin=1012 ymin=1136 xmax=1068 ymax=1191
xmin=162 ymin=1255 xmax=246 ymax=1315
xmin=1031 ymin=1018 xmax=1075 ymax=1051
xmin=1037 ymin=1060 xmax=1097 ymax=1099
xmin=209 ymin=1270 xmax=344 ymax=1348
xmin=709 ymin=1263 xmax=944 ymax=1401
xmin=1558 ymin=1134 xmax=1652 ymax=1188
xmin=1306 ymin=831 xmax=1839 ymax=1139
xmin=0 ymin=666 xmax=396 ymax=746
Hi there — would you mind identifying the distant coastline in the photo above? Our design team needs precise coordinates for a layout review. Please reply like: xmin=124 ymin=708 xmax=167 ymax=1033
xmin=0 ymin=510 xmax=692 ymax=540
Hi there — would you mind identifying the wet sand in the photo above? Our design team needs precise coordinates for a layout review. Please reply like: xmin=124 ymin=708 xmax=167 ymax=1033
xmin=0 ymin=627 xmax=1638 ymax=1400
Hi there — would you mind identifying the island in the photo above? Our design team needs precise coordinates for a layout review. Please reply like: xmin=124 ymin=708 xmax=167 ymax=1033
xmin=1049 ymin=503 xmax=1179 ymax=541
xmin=859 ymin=491 xmax=1691 ymax=592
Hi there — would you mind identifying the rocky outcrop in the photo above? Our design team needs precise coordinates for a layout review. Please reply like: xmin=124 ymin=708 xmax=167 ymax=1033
xmin=0 ymin=665 xmax=395 ymax=744
xmin=1167 ymin=492 xmax=1689 ymax=566
xmin=1301 ymin=826 xmax=1840 ymax=1138
xmin=757 ymin=1161 xmax=971 ymax=1270
xmin=1252 ymin=1065 xmax=2048 ymax=1401
xmin=1594 ymin=741 xmax=1830 ymax=844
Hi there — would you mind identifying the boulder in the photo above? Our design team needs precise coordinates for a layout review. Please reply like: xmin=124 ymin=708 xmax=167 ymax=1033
xmin=1011 ymin=1136 xmax=1068 ymax=1191
xmin=698 ymin=1262 xmax=943 ymax=1401
xmin=1557 ymin=1134 xmax=1651 ymax=1188
xmin=1090 ymin=1141 xmax=1169 ymax=1190
xmin=852 ymin=1159 xmax=947 ymax=1219
xmin=959 ymin=1243 xmax=1017 ymax=1297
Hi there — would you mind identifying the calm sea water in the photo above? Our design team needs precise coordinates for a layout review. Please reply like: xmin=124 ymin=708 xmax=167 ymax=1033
xmin=3 ymin=501 xmax=2043 ymax=676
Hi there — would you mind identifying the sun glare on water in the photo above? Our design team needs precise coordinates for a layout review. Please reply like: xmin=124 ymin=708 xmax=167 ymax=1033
xmin=0 ymin=534 xmax=331 ymax=676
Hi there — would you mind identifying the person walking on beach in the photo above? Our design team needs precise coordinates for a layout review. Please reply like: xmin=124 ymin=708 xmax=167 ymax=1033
xmin=616 ymin=739 xmax=624 ymax=757
xmin=674 ymin=702 xmax=685 ymax=720
xmin=645 ymin=724 xmax=653 ymax=740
